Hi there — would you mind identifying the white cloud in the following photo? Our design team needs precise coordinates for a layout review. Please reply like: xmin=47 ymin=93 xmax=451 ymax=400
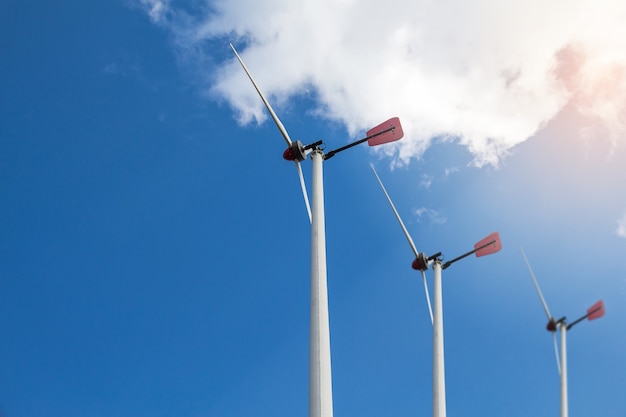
xmin=139 ymin=0 xmax=626 ymax=167
xmin=616 ymin=213 xmax=626 ymax=238
xmin=415 ymin=207 xmax=446 ymax=224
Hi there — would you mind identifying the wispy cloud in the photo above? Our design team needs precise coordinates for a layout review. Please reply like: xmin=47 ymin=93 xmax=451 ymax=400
xmin=616 ymin=213 xmax=626 ymax=238
xmin=103 ymin=63 xmax=122 ymax=75
xmin=136 ymin=0 xmax=626 ymax=167
xmin=420 ymin=174 xmax=433 ymax=189
xmin=444 ymin=167 xmax=459 ymax=177
xmin=415 ymin=207 xmax=446 ymax=224
xmin=137 ymin=0 xmax=170 ymax=24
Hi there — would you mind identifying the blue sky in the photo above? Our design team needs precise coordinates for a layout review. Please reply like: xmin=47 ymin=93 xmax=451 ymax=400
xmin=2 ymin=1 xmax=626 ymax=416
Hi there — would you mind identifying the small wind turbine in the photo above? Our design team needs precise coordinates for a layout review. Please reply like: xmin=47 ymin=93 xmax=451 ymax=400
xmin=371 ymin=166 xmax=501 ymax=417
xmin=230 ymin=44 xmax=404 ymax=417
xmin=521 ymin=249 xmax=606 ymax=417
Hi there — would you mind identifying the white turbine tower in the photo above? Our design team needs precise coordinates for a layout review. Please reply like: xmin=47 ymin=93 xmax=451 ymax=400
xmin=230 ymin=44 xmax=404 ymax=417
xmin=371 ymin=166 xmax=502 ymax=417
xmin=521 ymin=249 xmax=606 ymax=417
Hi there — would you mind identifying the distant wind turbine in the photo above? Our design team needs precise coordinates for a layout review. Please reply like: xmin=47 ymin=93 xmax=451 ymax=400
xmin=372 ymin=166 xmax=501 ymax=417
xmin=521 ymin=249 xmax=606 ymax=417
xmin=231 ymin=43 xmax=404 ymax=417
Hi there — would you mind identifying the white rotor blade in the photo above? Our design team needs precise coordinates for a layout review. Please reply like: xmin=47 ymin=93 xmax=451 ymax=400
xmin=421 ymin=270 xmax=434 ymax=325
xmin=229 ymin=43 xmax=292 ymax=146
xmin=552 ymin=331 xmax=561 ymax=375
xmin=371 ymin=165 xmax=420 ymax=259
xmin=295 ymin=161 xmax=312 ymax=223
xmin=521 ymin=248 xmax=552 ymax=320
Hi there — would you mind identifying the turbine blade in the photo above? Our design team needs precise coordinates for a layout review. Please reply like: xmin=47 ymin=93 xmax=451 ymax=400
xmin=295 ymin=161 xmax=312 ymax=223
xmin=553 ymin=331 xmax=561 ymax=375
xmin=230 ymin=43 xmax=292 ymax=146
xmin=421 ymin=270 xmax=434 ymax=325
xmin=521 ymin=248 xmax=552 ymax=320
xmin=371 ymin=165 xmax=420 ymax=259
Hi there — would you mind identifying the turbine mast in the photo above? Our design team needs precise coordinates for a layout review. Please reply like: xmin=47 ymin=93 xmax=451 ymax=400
xmin=432 ymin=259 xmax=446 ymax=417
xmin=310 ymin=149 xmax=333 ymax=417
xmin=560 ymin=322 xmax=568 ymax=417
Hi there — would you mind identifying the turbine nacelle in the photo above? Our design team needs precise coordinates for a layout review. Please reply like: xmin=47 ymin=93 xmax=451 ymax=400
xmin=282 ymin=139 xmax=324 ymax=162
xmin=546 ymin=317 xmax=565 ymax=332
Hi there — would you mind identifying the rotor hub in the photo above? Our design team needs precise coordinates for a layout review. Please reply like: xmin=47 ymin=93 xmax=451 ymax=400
xmin=411 ymin=252 xmax=429 ymax=271
xmin=283 ymin=140 xmax=306 ymax=162
xmin=546 ymin=318 xmax=558 ymax=332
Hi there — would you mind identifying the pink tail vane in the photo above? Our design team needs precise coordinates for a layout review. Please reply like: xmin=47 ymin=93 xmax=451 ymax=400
xmin=366 ymin=117 xmax=404 ymax=146
xmin=587 ymin=300 xmax=605 ymax=321
xmin=474 ymin=232 xmax=502 ymax=257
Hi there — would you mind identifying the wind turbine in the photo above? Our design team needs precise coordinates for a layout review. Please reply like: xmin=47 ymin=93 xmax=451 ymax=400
xmin=230 ymin=44 xmax=404 ymax=417
xmin=371 ymin=166 xmax=501 ymax=417
xmin=521 ymin=249 xmax=606 ymax=417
